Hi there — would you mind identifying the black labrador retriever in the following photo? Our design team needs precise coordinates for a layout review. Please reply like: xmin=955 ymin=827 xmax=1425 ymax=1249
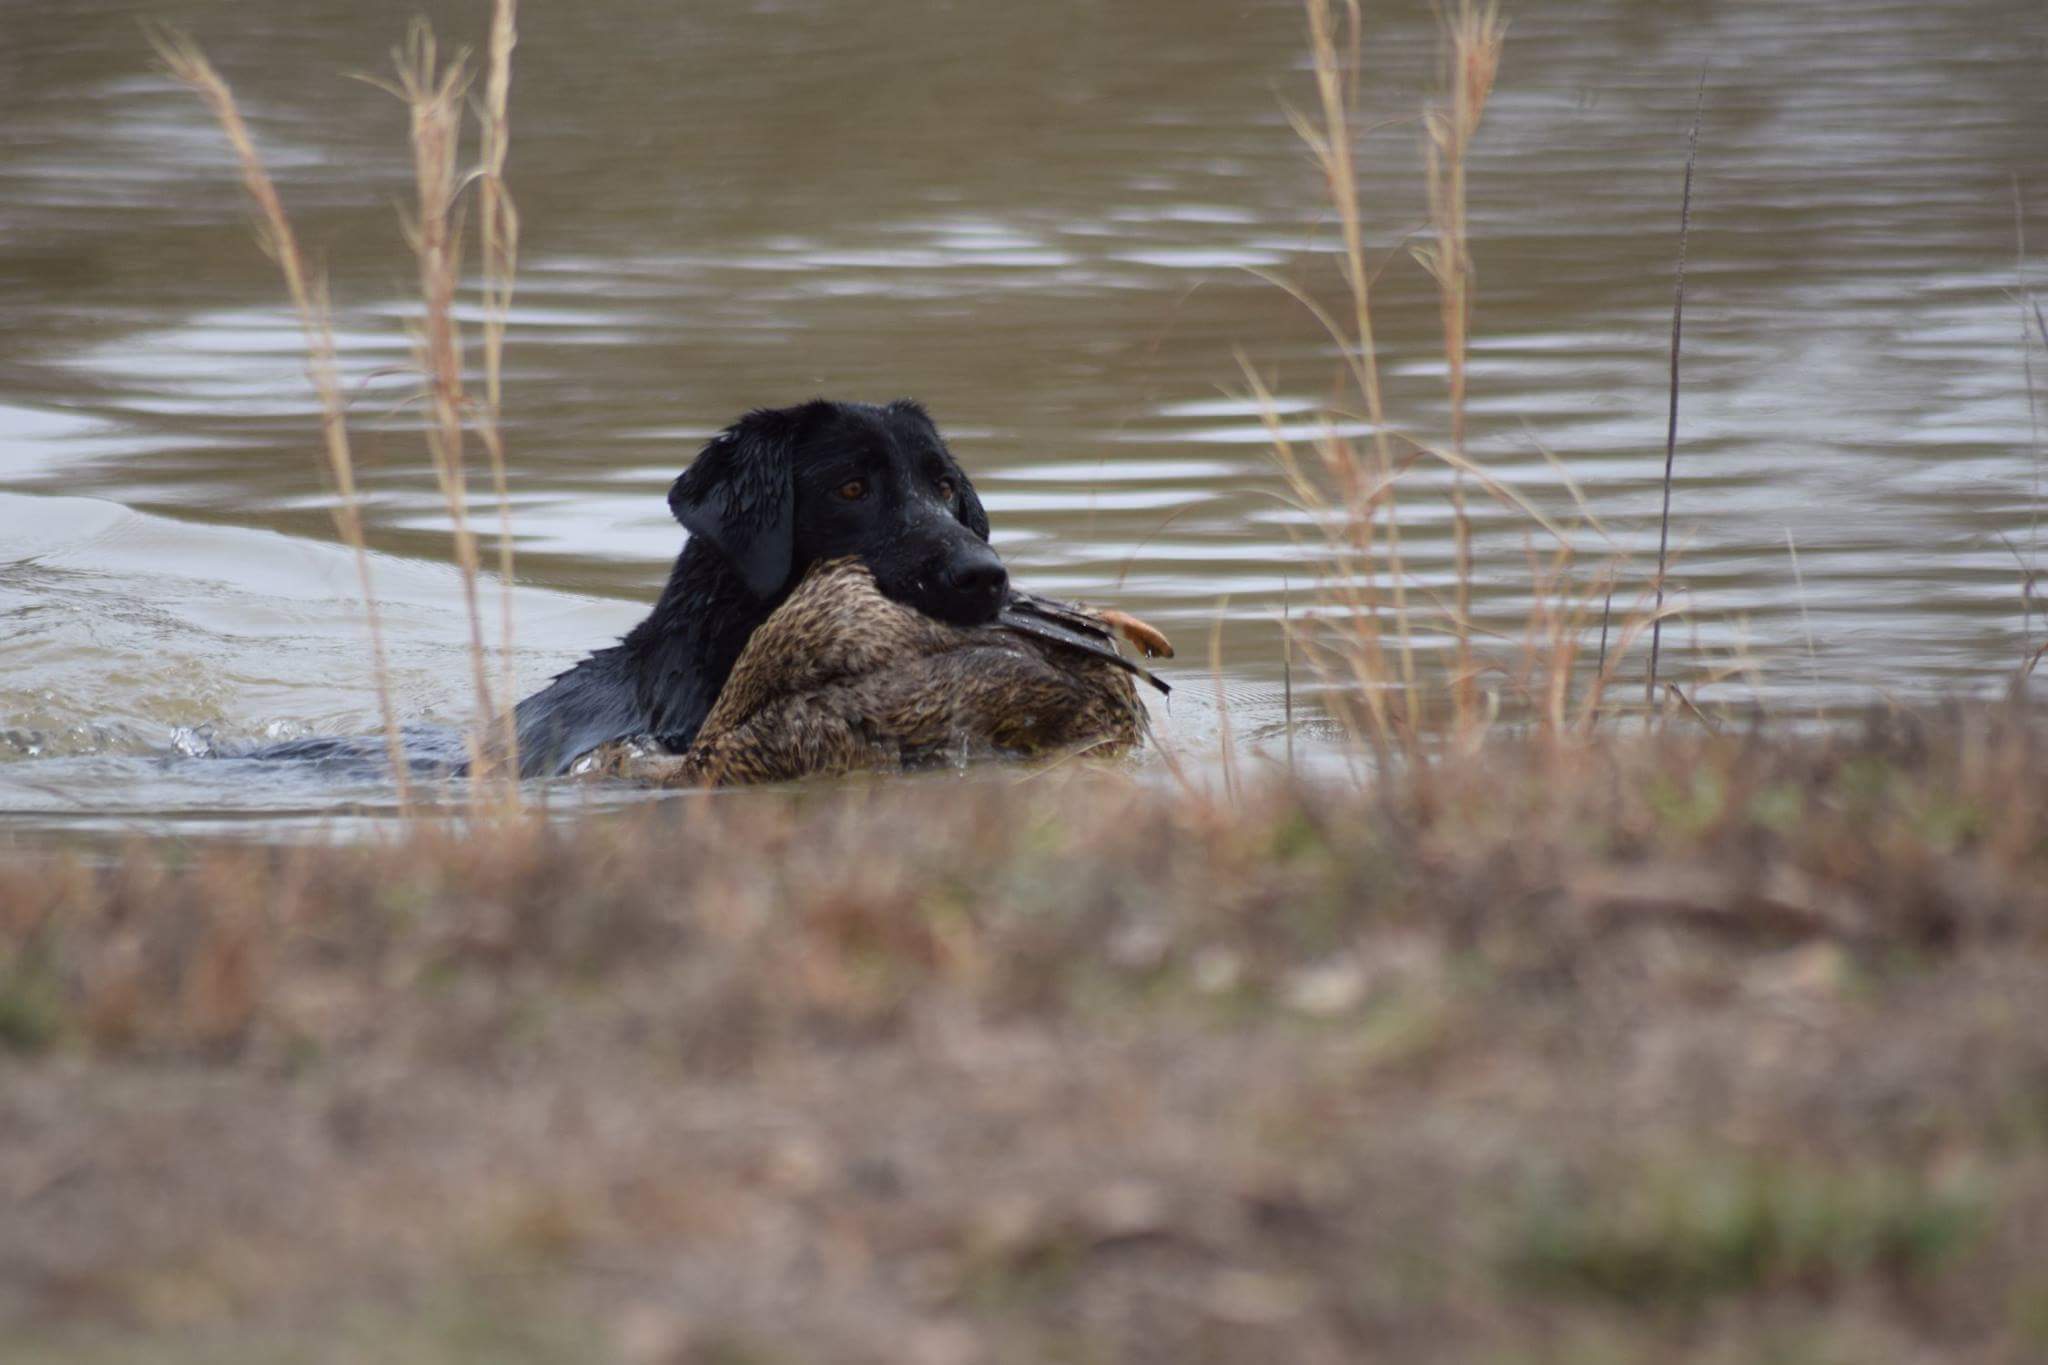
xmin=256 ymin=397 xmax=1144 ymax=779
xmin=509 ymin=397 xmax=1005 ymax=775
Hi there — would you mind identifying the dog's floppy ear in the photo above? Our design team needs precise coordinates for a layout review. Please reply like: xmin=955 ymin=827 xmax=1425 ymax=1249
xmin=667 ymin=408 xmax=798 ymax=599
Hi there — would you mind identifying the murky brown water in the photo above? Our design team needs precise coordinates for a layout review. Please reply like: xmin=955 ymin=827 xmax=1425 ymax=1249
xmin=3 ymin=0 xmax=2044 ymax=830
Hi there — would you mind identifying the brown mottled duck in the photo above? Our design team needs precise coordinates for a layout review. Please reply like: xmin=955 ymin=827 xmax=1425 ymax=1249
xmin=590 ymin=558 xmax=1173 ymax=787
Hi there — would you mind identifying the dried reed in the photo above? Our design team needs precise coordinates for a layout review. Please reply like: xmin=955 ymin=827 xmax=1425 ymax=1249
xmin=1299 ymin=0 xmax=1417 ymax=732
xmin=169 ymin=6 xmax=529 ymax=807
xmin=1263 ymin=1 xmax=1720 ymax=755
xmin=1209 ymin=596 xmax=1240 ymax=801
xmin=386 ymin=27 xmax=498 ymax=786
xmin=154 ymin=35 xmax=413 ymax=806
xmin=1419 ymin=0 xmax=1505 ymax=737
xmin=1262 ymin=0 xmax=1522 ymax=755
xmin=478 ymin=0 xmax=523 ymax=783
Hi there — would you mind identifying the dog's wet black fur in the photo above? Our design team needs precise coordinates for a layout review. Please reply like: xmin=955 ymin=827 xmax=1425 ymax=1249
xmin=256 ymin=399 xmax=1003 ymax=777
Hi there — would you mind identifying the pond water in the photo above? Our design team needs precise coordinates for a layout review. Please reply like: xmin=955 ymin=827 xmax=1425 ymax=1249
xmin=2 ymin=0 xmax=2044 ymax=833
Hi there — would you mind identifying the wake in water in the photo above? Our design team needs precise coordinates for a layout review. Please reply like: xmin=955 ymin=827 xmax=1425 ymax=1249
xmin=0 ymin=490 xmax=638 ymax=822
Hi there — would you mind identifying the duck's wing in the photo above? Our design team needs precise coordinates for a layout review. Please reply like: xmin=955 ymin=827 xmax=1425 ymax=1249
xmin=1005 ymin=590 xmax=1175 ymax=659
xmin=997 ymin=591 xmax=1172 ymax=696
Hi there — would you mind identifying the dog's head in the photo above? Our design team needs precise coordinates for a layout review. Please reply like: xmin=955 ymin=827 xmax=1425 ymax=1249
xmin=667 ymin=398 xmax=1005 ymax=626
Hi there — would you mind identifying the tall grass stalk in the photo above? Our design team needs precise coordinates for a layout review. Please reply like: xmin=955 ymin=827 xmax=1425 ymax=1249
xmin=1420 ymin=0 xmax=1505 ymax=740
xmin=155 ymin=37 xmax=414 ymax=807
xmin=1260 ymin=4 xmax=1737 ymax=752
xmin=389 ymin=27 xmax=500 ymax=789
xmin=1270 ymin=0 xmax=1581 ymax=757
xmin=1786 ymin=529 xmax=1825 ymax=714
xmin=1647 ymin=74 xmax=1705 ymax=709
xmin=173 ymin=12 xmax=529 ymax=806
xmin=1300 ymin=0 xmax=1418 ymax=733
xmin=2029 ymin=294 xmax=2047 ymax=680
xmin=1281 ymin=578 xmax=1297 ymax=773
xmin=1210 ymin=597 xmax=1241 ymax=802
xmin=1242 ymin=355 xmax=1387 ymax=751
xmin=477 ymin=0 xmax=523 ymax=784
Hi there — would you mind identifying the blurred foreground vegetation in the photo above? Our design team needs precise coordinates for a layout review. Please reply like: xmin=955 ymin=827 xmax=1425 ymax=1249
xmin=4 ymin=706 xmax=2048 ymax=1362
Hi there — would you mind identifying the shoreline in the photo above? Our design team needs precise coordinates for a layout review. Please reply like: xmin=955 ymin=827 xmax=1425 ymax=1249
xmin=5 ymin=707 xmax=2045 ymax=1360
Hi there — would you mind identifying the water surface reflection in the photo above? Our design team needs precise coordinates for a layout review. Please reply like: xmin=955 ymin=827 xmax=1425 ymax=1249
xmin=2 ymin=0 xmax=2044 ymax=826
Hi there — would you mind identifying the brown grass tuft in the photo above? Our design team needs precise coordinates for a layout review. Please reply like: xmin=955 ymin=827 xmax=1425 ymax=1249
xmin=387 ymin=25 xmax=497 ymax=785
xmin=478 ymin=0 xmax=524 ymax=786
xmin=165 ymin=5 xmax=528 ymax=804
xmin=1260 ymin=0 xmax=1720 ymax=758
xmin=153 ymin=35 xmax=413 ymax=806
xmin=1420 ymin=0 xmax=1505 ymax=735
xmin=5 ymin=709 xmax=2048 ymax=1357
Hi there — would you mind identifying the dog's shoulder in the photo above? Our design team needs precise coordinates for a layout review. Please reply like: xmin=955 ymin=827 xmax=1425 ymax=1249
xmin=513 ymin=642 xmax=650 ymax=776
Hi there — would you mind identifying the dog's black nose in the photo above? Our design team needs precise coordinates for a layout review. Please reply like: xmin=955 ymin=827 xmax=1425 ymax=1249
xmin=946 ymin=558 xmax=1009 ymax=609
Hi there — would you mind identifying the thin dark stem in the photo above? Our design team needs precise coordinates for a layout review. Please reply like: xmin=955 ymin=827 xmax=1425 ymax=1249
xmin=2018 ymin=178 xmax=2041 ymax=665
xmin=1596 ymin=586 xmax=1613 ymax=676
xmin=1282 ymin=574 xmax=1296 ymax=774
xmin=1647 ymin=70 xmax=1704 ymax=709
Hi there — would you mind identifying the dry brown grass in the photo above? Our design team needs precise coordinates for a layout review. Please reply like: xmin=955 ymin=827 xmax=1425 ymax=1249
xmin=389 ymin=25 xmax=498 ymax=779
xmin=154 ymin=36 xmax=413 ymax=805
xmin=5 ymin=708 xmax=2048 ymax=1360
xmin=159 ymin=1 xmax=526 ymax=803
xmin=1259 ymin=0 xmax=1710 ymax=759
xmin=1420 ymin=0 xmax=1505 ymax=731
xmin=479 ymin=0 xmax=525 ymax=784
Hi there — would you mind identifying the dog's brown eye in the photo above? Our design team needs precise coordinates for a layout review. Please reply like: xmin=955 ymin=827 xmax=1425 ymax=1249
xmin=934 ymin=479 xmax=955 ymax=502
xmin=837 ymin=479 xmax=868 ymax=501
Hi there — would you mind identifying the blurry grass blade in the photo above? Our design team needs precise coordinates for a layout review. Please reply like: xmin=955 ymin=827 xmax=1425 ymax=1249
xmin=153 ymin=31 xmax=412 ymax=806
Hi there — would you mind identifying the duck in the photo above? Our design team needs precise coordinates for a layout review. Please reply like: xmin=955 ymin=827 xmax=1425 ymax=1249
xmin=586 ymin=558 xmax=1173 ymax=787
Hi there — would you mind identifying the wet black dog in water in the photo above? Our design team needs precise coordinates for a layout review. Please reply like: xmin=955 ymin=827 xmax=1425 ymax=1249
xmin=258 ymin=399 xmax=1006 ymax=777
xmin=511 ymin=398 xmax=1005 ymax=774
